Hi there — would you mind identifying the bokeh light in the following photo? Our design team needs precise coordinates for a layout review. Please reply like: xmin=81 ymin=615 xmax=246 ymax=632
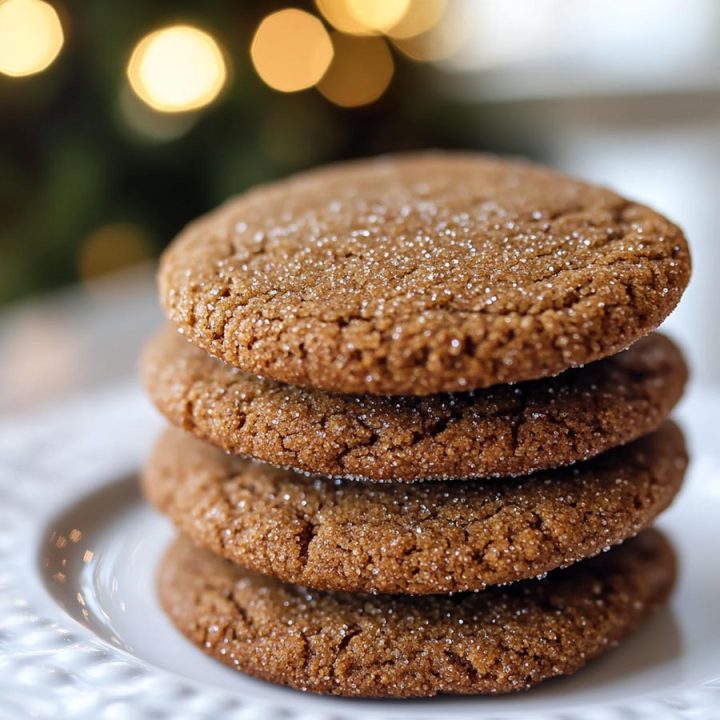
xmin=251 ymin=9 xmax=333 ymax=93
xmin=317 ymin=33 xmax=394 ymax=108
xmin=127 ymin=25 xmax=227 ymax=113
xmin=346 ymin=0 xmax=409 ymax=33
xmin=119 ymin=86 xmax=197 ymax=142
xmin=78 ymin=223 xmax=154 ymax=281
xmin=0 ymin=0 xmax=64 ymax=78
xmin=315 ymin=0 xmax=374 ymax=36
xmin=387 ymin=0 xmax=447 ymax=39
xmin=393 ymin=2 xmax=470 ymax=62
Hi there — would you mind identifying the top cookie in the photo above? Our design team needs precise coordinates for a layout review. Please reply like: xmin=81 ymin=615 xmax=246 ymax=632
xmin=159 ymin=152 xmax=690 ymax=395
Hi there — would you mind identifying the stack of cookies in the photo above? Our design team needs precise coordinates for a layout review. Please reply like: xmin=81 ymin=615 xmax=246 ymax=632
xmin=141 ymin=153 xmax=691 ymax=697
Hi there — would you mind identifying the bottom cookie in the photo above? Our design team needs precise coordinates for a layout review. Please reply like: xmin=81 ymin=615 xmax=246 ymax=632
xmin=158 ymin=529 xmax=675 ymax=698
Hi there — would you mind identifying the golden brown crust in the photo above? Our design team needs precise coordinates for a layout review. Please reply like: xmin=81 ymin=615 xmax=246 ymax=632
xmin=158 ymin=152 xmax=690 ymax=395
xmin=142 ymin=327 xmax=687 ymax=481
xmin=158 ymin=529 xmax=676 ymax=697
xmin=142 ymin=422 xmax=686 ymax=594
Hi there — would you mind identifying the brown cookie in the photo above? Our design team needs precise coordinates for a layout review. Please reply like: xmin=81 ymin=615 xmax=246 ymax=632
xmin=142 ymin=422 xmax=686 ymax=594
xmin=142 ymin=327 xmax=686 ymax=481
xmin=158 ymin=529 xmax=676 ymax=697
xmin=158 ymin=152 xmax=690 ymax=396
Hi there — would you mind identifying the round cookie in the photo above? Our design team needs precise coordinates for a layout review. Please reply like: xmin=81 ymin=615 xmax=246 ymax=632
xmin=158 ymin=152 xmax=690 ymax=396
xmin=143 ymin=422 xmax=686 ymax=595
xmin=143 ymin=326 xmax=687 ymax=481
xmin=158 ymin=529 xmax=676 ymax=697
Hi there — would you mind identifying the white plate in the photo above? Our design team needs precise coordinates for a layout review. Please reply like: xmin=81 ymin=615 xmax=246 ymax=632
xmin=0 ymin=383 xmax=719 ymax=720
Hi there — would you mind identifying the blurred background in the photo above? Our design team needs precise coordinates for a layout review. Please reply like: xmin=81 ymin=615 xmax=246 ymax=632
xmin=1 ymin=0 xmax=718 ymax=412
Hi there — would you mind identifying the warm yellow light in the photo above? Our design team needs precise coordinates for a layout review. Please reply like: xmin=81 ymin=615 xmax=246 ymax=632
xmin=317 ymin=33 xmax=394 ymax=108
xmin=393 ymin=2 xmax=469 ymax=61
xmin=251 ymin=9 xmax=333 ymax=93
xmin=0 ymin=0 xmax=64 ymax=77
xmin=387 ymin=0 xmax=447 ymax=39
xmin=346 ymin=0 xmax=410 ymax=33
xmin=78 ymin=223 xmax=154 ymax=280
xmin=315 ymin=0 xmax=374 ymax=36
xmin=127 ymin=25 xmax=226 ymax=113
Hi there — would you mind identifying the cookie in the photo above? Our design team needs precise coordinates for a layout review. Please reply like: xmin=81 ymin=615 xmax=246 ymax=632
xmin=158 ymin=152 xmax=690 ymax=396
xmin=143 ymin=422 xmax=686 ymax=594
xmin=143 ymin=327 xmax=686 ymax=481
xmin=158 ymin=529 xmax=675 ymax=697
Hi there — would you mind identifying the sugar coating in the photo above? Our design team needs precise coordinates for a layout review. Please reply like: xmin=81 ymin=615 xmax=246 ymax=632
xmin=142 ymin=422 xmax=686 ymax=595
xmin=158 ymin=152 xmax=691 ymax=396
xmin=142 ymin=328 xmax=686 ymax=481
xmin=158 ymin=529 xmax=675 ymax=697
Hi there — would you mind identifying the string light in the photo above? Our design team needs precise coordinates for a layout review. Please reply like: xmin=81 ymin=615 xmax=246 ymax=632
xmin=251 ymin=9 xmax=333 ymax=93
xmin=346 ymin=0 xmax=410 ymax=33
xmin=315 ymin=0 xmax=374 ymax=36
xmin=315 ymin=0 xmax=448 ymax=46
xmin=317 ymin=33 xmax=394 ymax=108
xmin=393 ymin=2 xmax=470 ymax=62
xmin=0 ymin=0 xmax=64 ymax=78
xmin=127 ymin=25 xmax=227 ymax=113
xmin=387 ymin=0 xmax=447 ymax=39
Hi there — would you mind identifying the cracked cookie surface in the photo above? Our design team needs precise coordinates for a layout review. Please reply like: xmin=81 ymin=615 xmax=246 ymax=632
xmin=158 ymin=152 xmax=690 ymax=395
xmin=143 ymin=327 xmax=686 ymax=481
xmin=158 ymin=529 xmax=675 ymax=697
xmin=143 ymin=422 xmax=686 ymax=594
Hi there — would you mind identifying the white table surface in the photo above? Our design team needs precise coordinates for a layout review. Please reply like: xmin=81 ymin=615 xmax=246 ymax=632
xmin=0 ymin=266 xmax=162 ymax=416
